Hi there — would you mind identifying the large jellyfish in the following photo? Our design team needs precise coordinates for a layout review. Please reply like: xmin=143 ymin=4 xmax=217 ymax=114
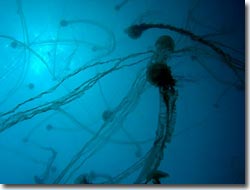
xmin=125 ymin=23 xmax=244 ymax=88
xmin=0 ymin=0 xmax=244 ymax=185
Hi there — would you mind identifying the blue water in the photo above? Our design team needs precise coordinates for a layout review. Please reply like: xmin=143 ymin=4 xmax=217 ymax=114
xmin=0 ymin=0 xmax=245 ymax=185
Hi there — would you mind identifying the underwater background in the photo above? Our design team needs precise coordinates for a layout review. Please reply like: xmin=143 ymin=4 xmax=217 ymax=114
xmin=0 ymin=0 xmax=245 ymax=185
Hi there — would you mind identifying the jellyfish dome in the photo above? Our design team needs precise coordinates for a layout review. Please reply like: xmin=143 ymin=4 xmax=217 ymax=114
xmin=60 ymin=20 xmax=68 ymax=27
xmin=102 ymin=110 xmax=114 ymax=122
xmin=124 ymin=24 xmax=148 ymax=39
xmin=155 ymin=35 xmax=175 ymax=53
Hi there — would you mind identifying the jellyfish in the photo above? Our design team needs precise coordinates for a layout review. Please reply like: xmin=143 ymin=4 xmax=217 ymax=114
xmin=145 ymin=170 xmax=169 ymax=184
xmin=105 ymin=35 xmax=178 ymax=184
xmin=103 ymin=75 xmax=177 ymax=184
xmin=146 ymin=62 xmax=176 ymax=91
xmin=125 ymin=23 xmax=244 ymax=87
xmin=34 ymin=175 xmax=44 ymax=184
xmin=21 ymin=136 xmax=29 ymax=144
xmin=152 ymin=35 xmax=176 ymax=63
xmin=102 ymin=110 xmax=114 ymax=122
xmin=27 ymin=83 xmax=35 ymax=90
xmin=74 ymin=174 xmax=92 ymax=184
xmin=46 ymin=124 xmax=53 ymax=131
xmin=155 ymin=35 xmax=175 ymax=53
xmin=33 ymin=146 xmax=57 ymax=184
xmin=59 ymin=19 xmax=69 ymax=27
xmin=124 ymin=24 xmax=149 ymax=39
xmin=10 ymin=41 xmax=18 ymax=49
xmin=133 ymin=63 xmax=177 ymax=183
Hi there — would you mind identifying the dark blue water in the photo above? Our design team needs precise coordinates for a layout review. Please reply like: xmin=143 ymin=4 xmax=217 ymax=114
xmin=0 ymin=0 xmax=245 ymax=185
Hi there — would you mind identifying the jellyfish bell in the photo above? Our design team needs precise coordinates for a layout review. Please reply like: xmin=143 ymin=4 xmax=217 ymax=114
xmin=46 ymin=124 xmax=53 ymax=131
xmin=22 ymin=137 xmax=29 ymax=143
xmin=34 ymin=175 xmax=44 ymax=184
xmin=27 ymin=83 xmax=35 ymax=90
xmin=60 ymin=19 xmax=68 ymax=27
xmin=154 ymin=35 xmax=175 ymax=62
xmin=102 ymin=110 xmax=114 ymax=122
xmin=124 ymin=24 xmax=148 ymax=39
xmin=145 ymin=170 xmax=169 ymax=184
xmin=146 ymin=62 xmax=176 ymax=90
xmin=155 ymin=35 xmax=175 ymax=53
xmin=10 ymin=41 xmax=18 ymax=49
xmin=74 ymin=174 xmax=92 ymax=184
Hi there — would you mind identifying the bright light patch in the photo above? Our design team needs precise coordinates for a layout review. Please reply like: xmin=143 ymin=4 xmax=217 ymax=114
xmin=30 ymin=59 xmax=47 ymax=75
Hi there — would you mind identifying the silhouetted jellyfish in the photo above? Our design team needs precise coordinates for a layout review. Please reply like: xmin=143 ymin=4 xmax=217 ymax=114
xmin=28 ymin=83 xmax=35 ymax=90
xmin=134 ymin=71 xmax=177 ymax=183
xmin=46 ymin=124 xmax=53 ymax=131
xmin=0 ymin=0 xmax=243 ymax=184
xmin=74 ymin=174 xmax=92 ymax=184
xmin=102 ymin=110 xmax=114 ymax=122
xmin=154 ymin=35 xmax=175 ymax=53
xmin=34 ymin=146 xmax=57 ymax=184
xmin=75 ymin=172 xmax=114 ymax=184
xmin=59 ymin=19 xmax=68 ymax=27
xmin=105 ymin=63 xmax=177 ymax=184
xmin=34 ymin=175 xmax=44 ymax=184
xmin=146 ymin=62 xmax=175 ymax=91
xmin=125 ymin=23 xmax=244 ymax=86
xmin=145 ymin=170 xmax=169 ymax=184
xmin=10 ymin=41 xmax=18 ymax=49
xmin=124 ymin=24 xmax=149 ymax=39
xmin=153 ymin=35 xmax=175 ymax=63
xmin=21 ymin=137 xmax=29 ymax=143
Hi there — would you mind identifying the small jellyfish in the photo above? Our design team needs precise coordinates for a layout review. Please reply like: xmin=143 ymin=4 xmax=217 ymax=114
xmin=92 ymin=46 xmax=98 ymax=52
xmin=146 ymin=62 xmax=176 ymax=90
xmin=102 ymin=110 xmax=114 ymax=122
xmin=60 ymin=20 xmax=68 ymax=27
xmin=27 ymin=83 xmax=35 ymax=90
xmin=22 ymin=137 xmax=29 ymax=143
xmin=46 ymin=124 xmax=53 ymax=131
xmin=10 ymin=41 xmax=18 ymax=49
xmin=91 ymin=45 xmax=103 ymax=52
xmin=155 ymin=35 xmax=175 ymax=53
xmin=34 ymin=176 xmax=44 ymax=184
xmin=145 ymin=170 xmax=169 ymax=184
xmin=124 ymin=24 xmax=149 ymax=39
xmin=74 ymin=174 xmax=92 ymax=184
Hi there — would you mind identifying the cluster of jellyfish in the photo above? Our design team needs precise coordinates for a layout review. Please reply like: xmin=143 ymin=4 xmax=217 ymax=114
xmin=0 ymin=0 xmax=244 ymax=184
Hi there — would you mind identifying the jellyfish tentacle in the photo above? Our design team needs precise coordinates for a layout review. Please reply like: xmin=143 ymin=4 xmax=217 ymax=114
xmin=134 ymin=86 xmax=177 ymax=184
xmin=120 ymin=124 xmax=143 ymax=157
xmin=0 ymin=51 xmax=152 ymax=126
xmin=0 ymin=0 xmax=30 ymax=104
xmin=114 ymin=0 xmax=130 ymax=11
xmin=54 ymin=71 xmax=148 ymax=184
xmin=34 ymin=147 xmax=57 ymax=184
